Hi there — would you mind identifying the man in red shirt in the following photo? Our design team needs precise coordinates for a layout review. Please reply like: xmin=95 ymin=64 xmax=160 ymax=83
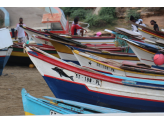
xmin=71 ymin=18 xmax=87 ymax=36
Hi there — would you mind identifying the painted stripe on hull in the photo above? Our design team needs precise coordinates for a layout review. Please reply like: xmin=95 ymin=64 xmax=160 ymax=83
xmin=25 ymin=112 xmax=34 ymax=115
xmin=138 ymin=29 xmax=164 ymax=42
xmin=140 ymin=29 xmax=164 ymax=40
xmin=43 ymin=75 xmax=164 ymax=112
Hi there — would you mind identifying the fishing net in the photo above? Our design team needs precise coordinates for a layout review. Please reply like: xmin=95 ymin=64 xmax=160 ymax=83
xmin=114 ymin=33 xmax=129 ymax=53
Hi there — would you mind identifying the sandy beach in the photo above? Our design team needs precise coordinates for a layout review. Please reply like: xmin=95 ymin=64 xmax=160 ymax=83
xmin=0 ymin=66 xmax=54 ymax=116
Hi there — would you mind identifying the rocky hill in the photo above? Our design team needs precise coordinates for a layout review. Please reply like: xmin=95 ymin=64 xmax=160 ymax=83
xmin=1 ymin=7 xmax=164 ymax=30
xmin=115 ymin=7 xmax=164 ymax=29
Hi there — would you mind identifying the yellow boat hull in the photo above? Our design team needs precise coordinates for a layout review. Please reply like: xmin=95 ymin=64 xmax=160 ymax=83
xmin=50 ymin=41 xmax=139 ymax=61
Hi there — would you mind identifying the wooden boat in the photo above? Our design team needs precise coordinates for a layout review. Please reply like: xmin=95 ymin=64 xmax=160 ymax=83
xmin=20 ymin=23 xmax=115 ymax=45
xmin=138 ymin=28 xmax=164 ymax=42
xmin=16 ymin=25 xmax=126 ymax=52
xmin=21 ymin=27 xmax=139 ymax=64
xmin=33 ymin=35 xmax=125 ymax=52
xmin=59 ymin=44 xmax=138 ymax=64
xmin=73 ymin=49 xmax=164 ymax=81
xmin=66 ymin=36 xmax=115 ymax=45
xmin=25 ymin=46 xmax=164 ymax=112
xmin=22 ymin=88 xmax=128 ymax=115
xmin=129 ymin=21 xmax=164 ymax=43
xmin=0 ymin=28 xmax=13 ymax=75
xmin=124 ymin=38 xmax=164 ymax=69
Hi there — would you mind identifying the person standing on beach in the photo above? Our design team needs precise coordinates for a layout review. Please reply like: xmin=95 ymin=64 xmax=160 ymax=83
xmin=150 ymin=20 xmax=159 ymax=31
xmin=15 ymin=17 xmax=29 ymax=43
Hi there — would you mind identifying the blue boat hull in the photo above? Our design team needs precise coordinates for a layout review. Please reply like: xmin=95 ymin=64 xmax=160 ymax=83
xmin=43 ymin=75 xmax=164 ymax=112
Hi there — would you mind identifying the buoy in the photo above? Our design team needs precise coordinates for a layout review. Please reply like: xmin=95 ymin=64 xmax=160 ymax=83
xmin=96 ymin=32 xmax=102 ymax=37
xmin=153 ymin=52 xmax=164 ymax=66
xmin=29 ymin=64 xmax=35 ymax=68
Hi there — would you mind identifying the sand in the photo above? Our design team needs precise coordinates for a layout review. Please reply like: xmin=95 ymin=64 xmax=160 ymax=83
xmin=5 ymin=7 xmax=48 ymax=28
xmin=0 ymin=66 xmax=54 ymax=116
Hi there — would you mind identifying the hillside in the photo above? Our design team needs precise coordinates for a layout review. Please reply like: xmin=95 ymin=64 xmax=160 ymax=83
xmin=0 ymin=7 xmax=164 ymax=32
xmin=86 ymin=7 xmax=164 ymax=34
xmin=116 ymin=7 xmax=164 ymax=29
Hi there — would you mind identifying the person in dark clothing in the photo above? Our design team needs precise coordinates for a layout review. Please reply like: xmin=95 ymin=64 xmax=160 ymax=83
xmin=130 ymin=15 xmax=136 ymax=23
xmin=150 ymin=20 xmax=159 ymax=31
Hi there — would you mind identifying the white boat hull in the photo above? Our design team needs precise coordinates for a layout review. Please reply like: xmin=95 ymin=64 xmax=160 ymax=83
xmin=73 ymin=50 xmax=164 ymax=81
xmin=127 ymin=42 xmax=164 ymax=67
xmin=138 ymin=29 xmax=164 ymax=42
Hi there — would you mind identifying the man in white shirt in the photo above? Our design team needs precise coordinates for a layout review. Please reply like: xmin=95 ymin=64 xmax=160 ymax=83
xmin=136 ymin=19 xmax=146 ymax=27
xmin=15 ymin=18 xmax=29 ymax=43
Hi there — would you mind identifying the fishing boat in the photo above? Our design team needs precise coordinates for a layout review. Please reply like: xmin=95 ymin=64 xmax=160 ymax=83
xmin=0 ymin=28 xmax=13 ymax=75
xmin=124 ymin=38 xmax=164 ymax=69
xmin=40 ymin=35 xmax=138 ymax=64
xmin=33 ymin=34 xmax=125 ymax=52
xmin=138 ymin=28 xmax=164 ymax=43
xmin=65 ymin=36 xmax=115 ymax=45
xmin=129 ymin=21 xmax=164 ymax=43
xmin=21 ymin=26 xmax=139 ymax=64
xmin=16 ymin=26 xmax=122 ymax=52
xmin=22 ymin=88 xmax=128 ymax=115
xmin=73 ymin=49 xmax=164 ymax=81
xmin=25 ymin=46 xmax=164 ymax=112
